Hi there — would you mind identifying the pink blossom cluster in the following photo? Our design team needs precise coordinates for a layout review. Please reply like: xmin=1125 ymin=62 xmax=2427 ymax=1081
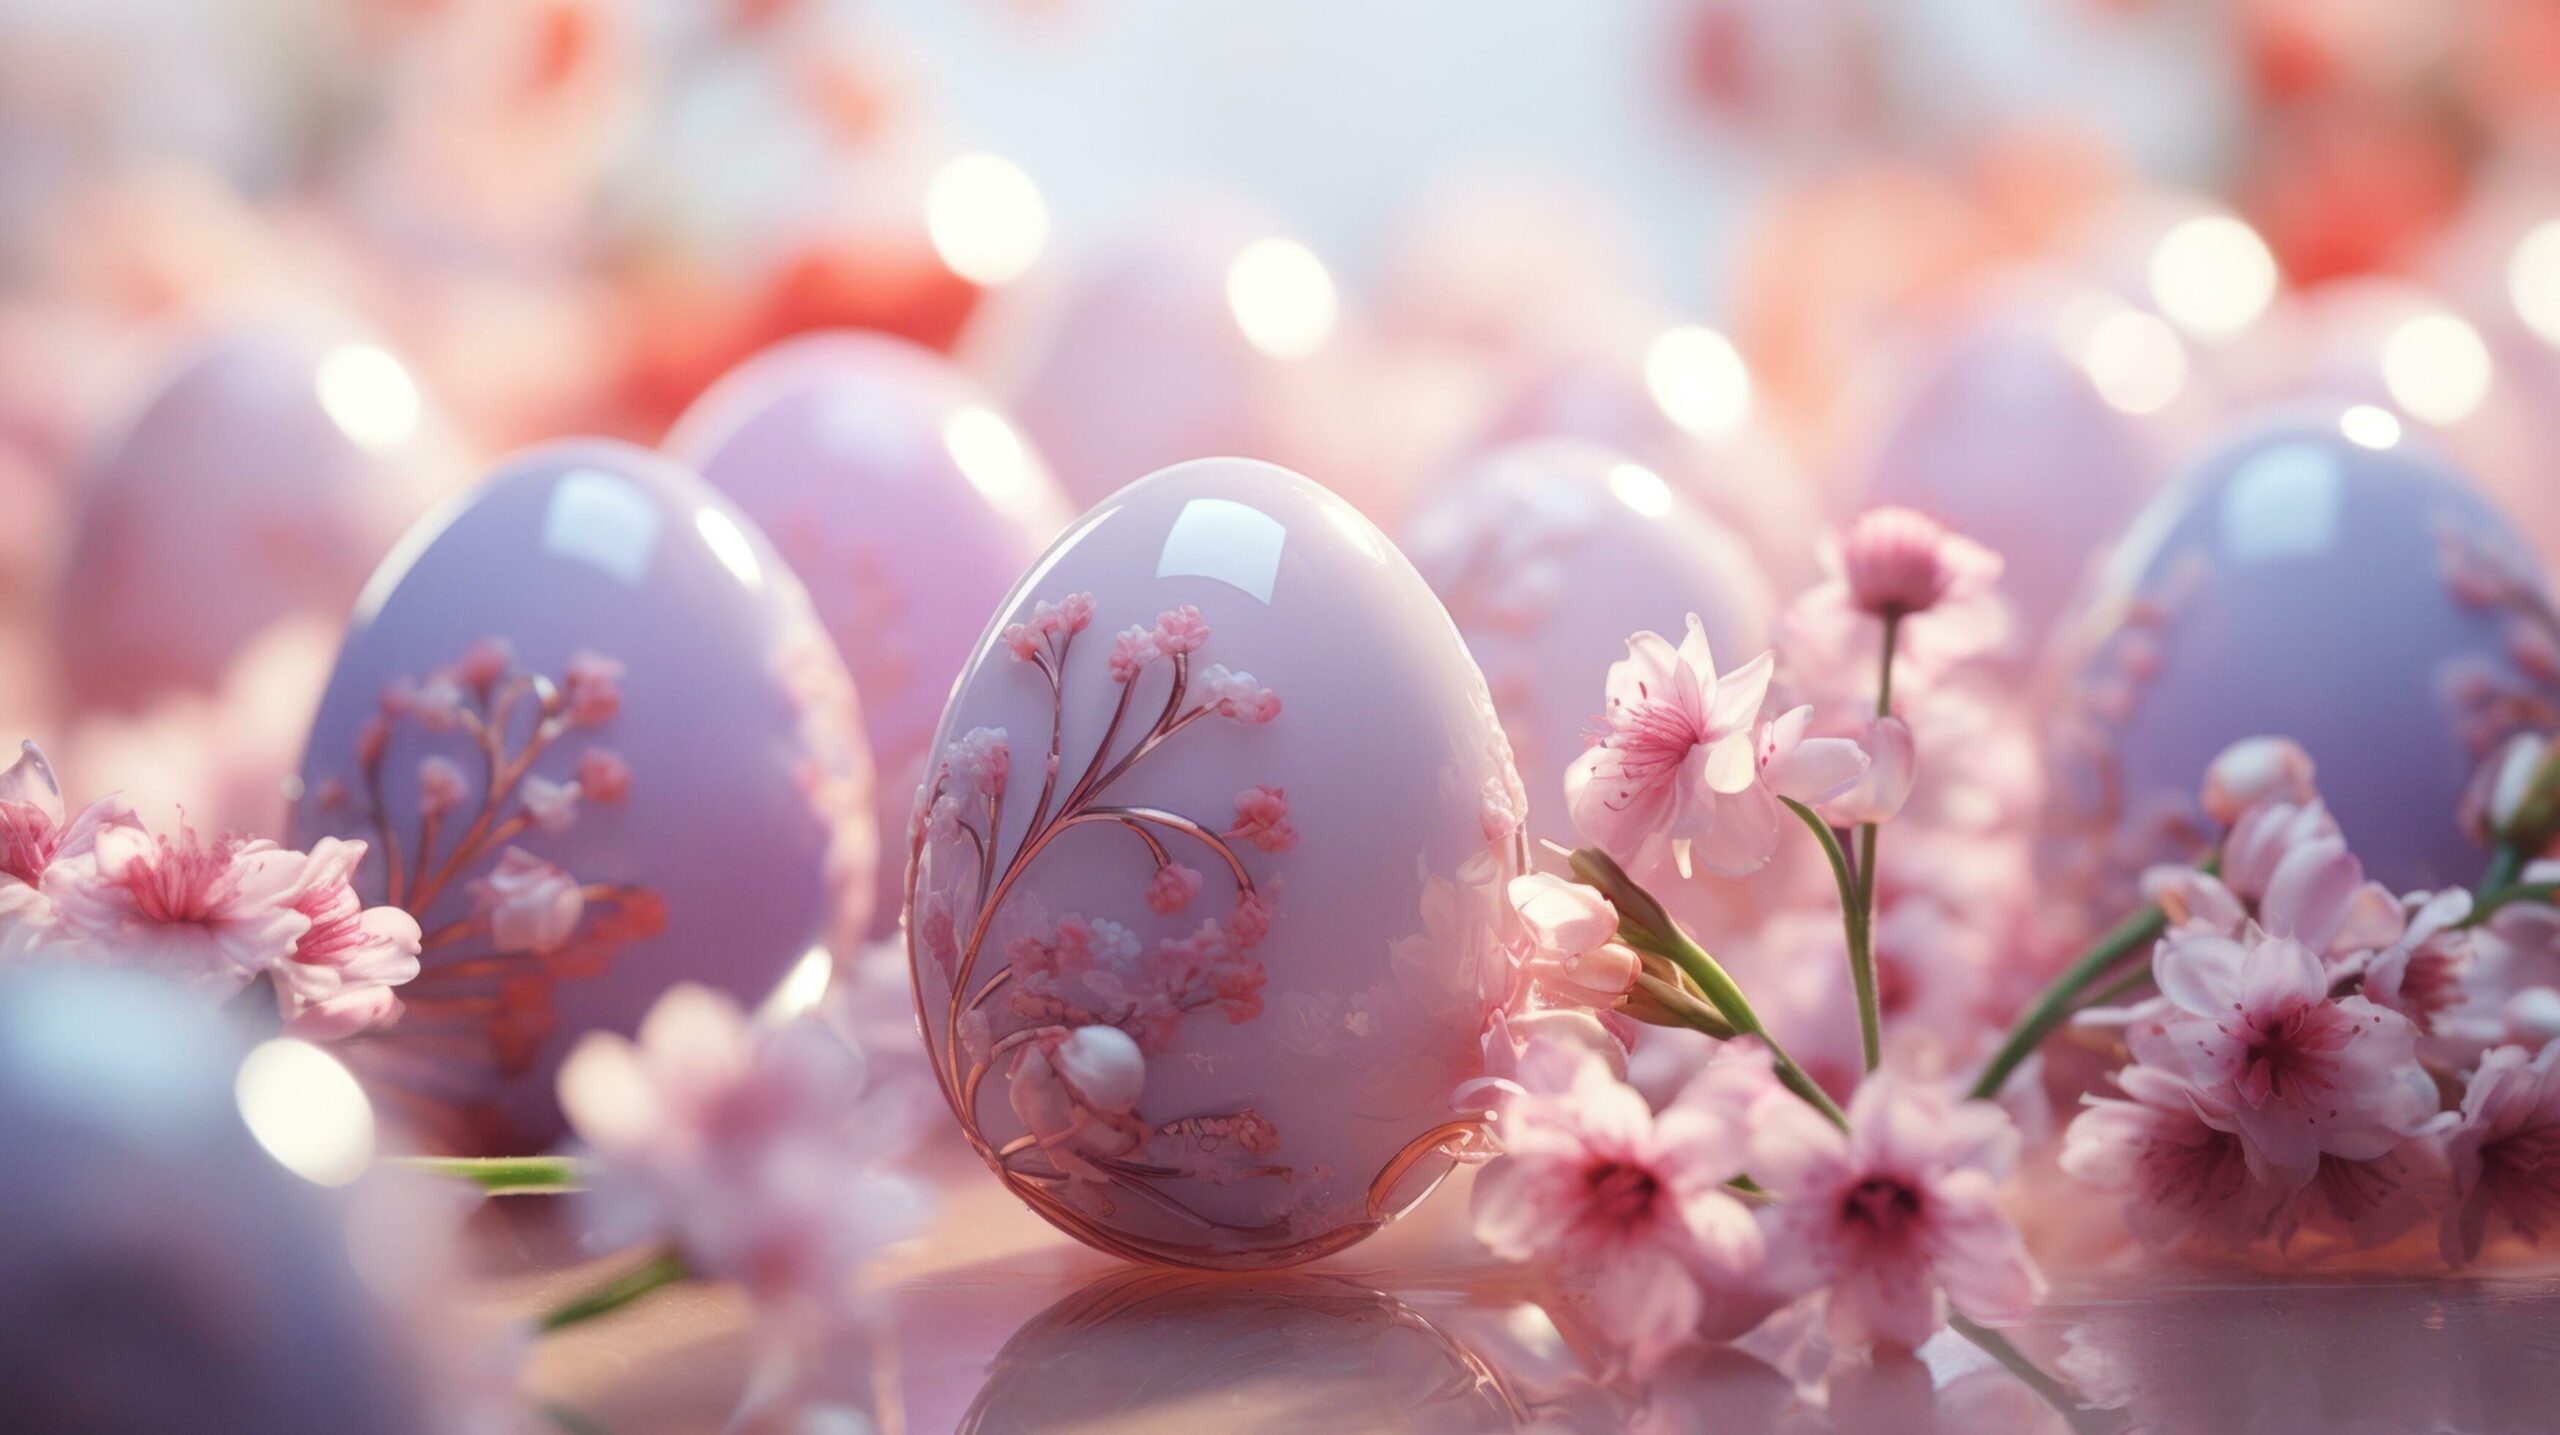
xmin=2064 ymin=737 xmax=2560 ymax=1263
xmin=0 ymin=740 xmax=420 ymax=1037
xmin=1000 ymin=907 xmax=1270 ymax=1057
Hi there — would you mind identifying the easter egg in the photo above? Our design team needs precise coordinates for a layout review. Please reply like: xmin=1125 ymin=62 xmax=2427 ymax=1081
xmin=0 ymin=968 xmax=420 ymax=1434
xmin=2043 ymin=409 xmax=2560 ymax=906
xmin=668 ymin=331 xmax=1071 ymax=937
xmin=57 ymin=316 xmax=462 ymax=711
xmin=288 ymin=439 xmax=874 ymax=1154
xmin=906 ymin=457 xmax=1525 ymax=1269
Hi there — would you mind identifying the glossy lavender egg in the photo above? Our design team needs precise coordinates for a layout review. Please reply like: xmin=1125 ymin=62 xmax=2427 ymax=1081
xmin=0 ymin=969 xmax=420 ymax=1434
xmin=288 ymin=440 xmax=874 ymax=1154
xmin=58 ymin=316 xmax=462 ymax=711
xmin=667 ymin=332 xmax=1071 ymax=937
xmin=907 ymin=457 xmax=1525 ymax=1269
xmin=2043 ymin=409 xmax=2560 ymax=905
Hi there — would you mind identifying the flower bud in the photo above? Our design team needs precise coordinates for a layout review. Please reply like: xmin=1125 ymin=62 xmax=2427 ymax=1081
xmin=2199 ymin=736 xmax=2317 ymax=826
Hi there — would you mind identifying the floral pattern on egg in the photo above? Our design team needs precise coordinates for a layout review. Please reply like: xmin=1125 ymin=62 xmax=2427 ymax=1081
xmin=909 ymin=458 xmax=1526 ymax=1269
xmin=290 ymin=440 xmax=875 ymax=1154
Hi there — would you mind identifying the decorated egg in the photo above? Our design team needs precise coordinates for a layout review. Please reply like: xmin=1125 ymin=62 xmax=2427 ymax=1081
xmin=907 ymin=457 xmax=1525 ymax=1269
xmin=2043 ymin=409 xmax=2560 ymax=906
xmin=668 ymin=331 xmax=1071 ymax=938
xmin=288 ymin=439 xmax=874 ymax=1154
xmin=58 ymin=316 xmax=463 ymax=711
xmin=0 ymin=968 xmax=419 ymax=1433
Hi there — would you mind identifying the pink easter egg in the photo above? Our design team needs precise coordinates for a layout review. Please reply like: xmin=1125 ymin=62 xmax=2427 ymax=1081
xmin=287 ymin=440 xmax=874 ymax=1154
xmin=57 ymin=316 xmax=463 ymax=711
xmin=668 ymin=331 xmax=1071 ymax=938
xmin=907 ymin=457 xmax=1525 ymax=1269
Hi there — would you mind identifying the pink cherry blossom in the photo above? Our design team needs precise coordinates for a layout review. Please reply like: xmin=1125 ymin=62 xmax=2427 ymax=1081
xmin=1150 ymin=605 xmax=1210 ymax=655
xmin=2269 ymin=1134 xmax=2448 ymax=1253
xmin=2061 ymin=1065 xmax=2274 ymax=1250
xmin=1508 ymin=872 xmax=1641 ymax=1008
xmin=520 ymin=776 xmax=579 ymax=833
xmin=1566 ymin=614 xmax=1782 ymax=878
xmin=946 ymin=727 xmax=1010 ymax=802
xmin=274 ymin=837 xmax=422 ymax=1039
xmin=562 ymin=650 xmax=625 ymax=726
xmin=454 ymin=636 xmax=515 ymax=690
xmin=2130 ymin=929 xmax=2435 ymax=1181
xmin=1837 ymin=506 xmax=2002 ymax=620
xmin=474 ymin=848 xmax=585 ymax=955
xmin=559 ymin=983 xmax=929 ymax=1324
xmin=417 ymin=756 xmax=469 ymax=818
xmin=1198 ymin=664 xmax=1282 ymax=723
xmin=1227 ymin=785 xmax=1297 ymax=853
xmin=2201 ymin=736 xmax=2319 ymax=826
xmin=47 ymin=825 xmax=311 ymax=995
xmin=2441 ymin=1040 xmax=2560 ymax=1265
xmin=1752 ymin=704 xmax=1871 ymax=810
xmin=1001 ymin=623 xmax=1043 ymax=662
xmin=1750 ymin=1075 xmax=2045 ymax=1351
xmin=409 ymin=675 xmax=468 ymax=731
xmin=1106 ymin=626 xmax=1157 ymax=682
xmin=576 ymin=747 xmax=631 ymax=804
xmin=1145 ymin=862 xmax=1203 ymax=915
xmin=1472 ymin=1038 xmax=1768 ymax=1370
xmin=0 ymin=741 xmax=138 ymax=898
xmin=1815 ymin=715 xmax=1915 ymax=827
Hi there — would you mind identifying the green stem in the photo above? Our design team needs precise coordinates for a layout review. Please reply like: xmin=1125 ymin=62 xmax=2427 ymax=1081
xmin=396 ymin=1154 xmax=585 ymax=1194
xmin=2480 ymin=841 xmax=2525 ymax=902
xmin=1950 ymin=1315 xmax=2121 ymax=1434
xmin=1629 ymin=922 xmax=1849 ymax=1130
xmin=1850 ymin=613 xmax=1900 ymax=1069
xmin=540 ymin=1248 xmax=689 ymax=1332
xmin=2462 ymin=880 xmax=2560 ymax=928
xmin=1785 ymin=797 xmax=1880 ymax=1071
xmin=1632 ymin=969 xmax=1739 ymax=1041
xmin=1966 ymin=900 xmax=2168 ymax=1103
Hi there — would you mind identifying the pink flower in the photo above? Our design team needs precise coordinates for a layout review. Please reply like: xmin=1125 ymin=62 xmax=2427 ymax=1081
xmin=946 ymin=727 xmax=1010 ymax=802
xmin=1150 ymin=605 xmax=1210 ymax=655
xmin=1566 ymin=615 xmax=1781 ymax=878
xmin=1227 ymin=785 xmax=1297 ymax=853
xmin=562 ymin=650 xmax=625 ymax=726
xmin=558 ymin=984 xmax=929 ymax=1321
xmin=520 ymin=776 xmax=579 ymax=834
xmin=1198 ymin=664 xmax=1282 ymax=724
xmin=1751 ymin=1076 xmax=2045 ymax=1351
xmin=1837 ymin=507 xmax=2001 ymax=620
xmin=2061 ymin=1066 xmax=2274 ymax=1250
xmin=1008 ymin=1024 xmax=1149 ymax=1182
xmin=1106 ymin=626 xmax=1157 ymax=683
xmin=2201 ymin=736 xmax=2318 ymax=826
xmin=417 ymin=756 xmax=469 ymax=818
xmin=1001 ymin=623 xmax=1042 ymax=661
xmin=2441 ymin=1041 xmax=2560 ymax=1265
xmin=1753 ymin=705 xmax=1872 ymax=812
xmin=1508 ymin=872 xmax=1642 ymax=1008
xmin=475 ymin=848 xmax=585 ymax=955
xmin=0 ymin=741 xmax=138 ymax=895
xmin=1032 ymin=593 xmax=1095 ymax=638
xmin=454 ymin=636 xmax=515 ymax=690
xmin=576 ymin=748 xmax=632 ymax=804
xmin=275 ymin=837 xmax=422 ymax=1039
xmin=1472 ymin=1038 xmax=1769 ymax=1370
xmin=2131 ymin=929 xmax=2436 ymax=1181
xmin=410 ymin=676 xmax=468 ymax=731
xmin=48 ymin=826 xmax=311 ymax=994
xmin=1145 ymin=862 xmax=1203 ymax=915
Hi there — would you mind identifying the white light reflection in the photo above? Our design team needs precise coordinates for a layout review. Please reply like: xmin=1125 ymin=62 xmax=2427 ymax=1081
xmin=236 ymin=1038 xmax=376 ymax=1187
xmin=315 ymin=344 xmax=423 ymax=454
xmin=944 ymin=406 xmax=1040 ymax=520
xmin=1643 ymin=325 xmax=1751 ymax=437
xmin=2147 ymin=216 xmax=2278 ymax=340
xmin=695 ymin=505 xmax=766 ymax=590
xmin=924 ymin=153 xmax=1049 ymax=287
xmin=2381 ymin=310 xmax=2493 ymax=426
xmin=2509 ymin=220 xmax=2560 ymax=348
xmin=761 ymin=945 xmax=835 ymax=1020
xmin=1606 ymin=462 xmax=1674 ymax=517
xmin=2080 ymin=308 xmax=2188 ymax=415
xmin=2340 ymin=403 xmax=2403 ymax=450
xmin=1227 ymin=238 xmax=1338 ymax=360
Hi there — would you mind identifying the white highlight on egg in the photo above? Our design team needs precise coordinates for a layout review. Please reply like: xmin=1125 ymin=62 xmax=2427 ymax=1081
xmin=1643 ymin=325 xmax=1752 ymax=438
xmin=2080 ymin=307 xmax=2188 ymax=416
xmin=694 ymin=505 xmax=766 ymax=590
xmin=761 ymin=944 xmax=835 ymax=1020
xmin=2509 ymin=221 xmax=2560 ymax=349
xmin=236 ymin=1038 xmax=375 ymax=1187
xmin=2380 ymin=310 xmax=2493 ymax=426
xmin=944 ymin=406 xmax=1040 ymax=520
xmin=2147 ymin=215 xmax=2279 ymax=340
xmin=1226 ymin=238 xmax=1339 ymax=360
xmin=1606 ymin=461 xmax=1674 ymax=517
xmin=2340 ymin=403 xmax=2403 ymax=450
xmin=314 ymin=344 xmax=422 ymax=454
xmin=924 ymin=153 xmax=1050 ymax=287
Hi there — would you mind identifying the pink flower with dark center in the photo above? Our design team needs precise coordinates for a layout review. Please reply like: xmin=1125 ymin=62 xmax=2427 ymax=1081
xmin=1837 ymin=507 xmax=2001 ymax=620
xmin=576 ymin=748 xmax=632 ymax=804
xmin=417 ymin=756 xmax=469 ymax=818
xmin=2131 ymin=929 xmax=2435 ymax=1181
xmin=275 ymin=837 xmax=422 ymax=1039
xmin=1751 ymin=1075 xmax=2045 ymax=1351
xmin=48 ymin=826 xmax=311 ymax=994
xmin=2441 ymin=1040 xmax=2560 ymax=1265
xmin=1150 ymin=605 xmax=1210 ymax=655
xmin=2061 ymin=1065 xmax=2274 ymax=1250
xmin=1145 ymin=862 xmax=1203 ymax=915
xmin=474 ymin=848 xmax=585 ymax=955
xmin=1106 ymin=626 xmax=1157 ymax=683
xmin=1566 ymin=615 xmax=1782 ymax=879
xmin=562 ymin=650 xmax=625 ymax=726
xmin=1472 ymin=1038 xmax=1770 ymax=1371
xmin=1198 ymin=664 xmax=1282 ymax=724
xmin=1227 ymin=785 xmax=1296 ymax=853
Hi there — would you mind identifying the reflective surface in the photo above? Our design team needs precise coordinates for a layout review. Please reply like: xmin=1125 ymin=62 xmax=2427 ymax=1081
xmin=907 ymin=457 xmax=1525 ymax=1268
xmin=290 ymin=441 xmax=875 ymax=1153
